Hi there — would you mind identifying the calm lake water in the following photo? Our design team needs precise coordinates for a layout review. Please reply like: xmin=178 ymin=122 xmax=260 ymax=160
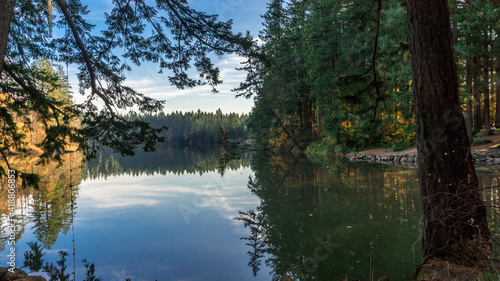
xmin=3 ymin=146 xmax=499 ymax=280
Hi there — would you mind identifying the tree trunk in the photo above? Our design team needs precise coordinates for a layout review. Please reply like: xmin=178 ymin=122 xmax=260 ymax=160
xmin=496 ymin=58 xmax=500 ymax=128
xmin=483 ymin=55 xmax=492 ymax=135
xmin=405 ymin=0 xmax=490 ymax=262
xmin=0 ymin=0 xmax=16 ymax=75
xmin=465 ymin=60 xmax=473 ymax=141
xmin=473 ymin=56 xmax=482 ymax=132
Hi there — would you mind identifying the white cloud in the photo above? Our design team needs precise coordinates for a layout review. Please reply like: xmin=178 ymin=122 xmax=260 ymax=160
xmin=68 ymin=52 xmax=254 ymax=113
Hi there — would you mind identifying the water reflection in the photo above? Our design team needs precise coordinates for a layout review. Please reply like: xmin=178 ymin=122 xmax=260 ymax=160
xmin=476 ymin=169 xmax=500 ymax=252
xmin=0 ymin=152 xmax=83 ymax=250
xmin=237 ymin=153 xmax=422 ymax=281
xmin=9 ymin=147 xmax=498 ymax=280
xmin=86 ymin=145 xmax=250 ymax=179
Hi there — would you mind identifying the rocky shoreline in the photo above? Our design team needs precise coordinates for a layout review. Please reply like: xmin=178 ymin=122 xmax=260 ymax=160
xmin=345 ymin=151 xmax=500 ymax=167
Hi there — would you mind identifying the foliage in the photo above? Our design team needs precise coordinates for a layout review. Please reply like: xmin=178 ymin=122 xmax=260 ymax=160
xmin=1 ymin=0 xmax=250 ymax=172
xmin=237 ymin=0 xmax=498 ymax=153
xmin=305 ymin=136 xmax=341 ymax=157
xmin=0 ymin=58 xmax=78 ymax=182
xmin=236 ymin=0 xmax=415 ymax=151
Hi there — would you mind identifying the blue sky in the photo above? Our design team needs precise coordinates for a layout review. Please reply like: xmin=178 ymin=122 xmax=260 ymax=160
xmin=70 ymin=0 xmax=269 ymax=114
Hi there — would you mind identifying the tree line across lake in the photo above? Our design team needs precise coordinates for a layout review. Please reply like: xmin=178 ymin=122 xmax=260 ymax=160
xmin=130 ymin=110 xmax=249 ymax=146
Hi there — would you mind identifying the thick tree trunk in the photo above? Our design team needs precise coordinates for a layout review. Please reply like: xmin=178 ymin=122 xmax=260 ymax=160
xmin=405 ymin=0 xmax=490 ymax=262
xmin=0 ymin=0 xmax=16 ymax=75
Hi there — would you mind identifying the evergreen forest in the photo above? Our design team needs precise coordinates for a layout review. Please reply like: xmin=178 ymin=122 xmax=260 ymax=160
xmin=237 ymin=0 xmax=499 ymax=153
xmin=132 ymin=110 xmax=248 ymax=146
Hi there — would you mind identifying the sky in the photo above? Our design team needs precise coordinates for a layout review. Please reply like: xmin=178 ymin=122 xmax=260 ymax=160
xmin=69 ymin=0 xmax=269 ymax=115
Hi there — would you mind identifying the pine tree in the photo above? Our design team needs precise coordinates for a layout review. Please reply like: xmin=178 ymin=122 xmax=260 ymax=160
xmin=405 ymin=0 xmax=490 ymax=262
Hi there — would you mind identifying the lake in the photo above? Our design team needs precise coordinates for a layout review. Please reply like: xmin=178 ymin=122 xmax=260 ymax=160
xmin=3 ymin=146 xmax=498 ymax=280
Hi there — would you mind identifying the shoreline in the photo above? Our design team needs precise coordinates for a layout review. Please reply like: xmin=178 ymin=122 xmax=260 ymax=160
xmin=345 ymin=150 xmax=500 ymax=167
xmin=344 ymin=132 xmax=500 ymax=168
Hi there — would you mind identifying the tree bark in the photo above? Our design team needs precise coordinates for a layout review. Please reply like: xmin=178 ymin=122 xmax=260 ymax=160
xmin=473 ymin=56 xmax=482 ymax=132
xmin=0 ymin=0 xmax=16 ymax=75
xmin=496 ymin=58 xmax=500 ymax=128
xmin=405 ymin=0 xmax=490 ymax=262
xmin=483 ymin=55 xmax=492 ymax=135
xmin=495 ymin=0 xmax=500 ymax=128
xmin=465 ymin=60 xmax=473 ymax=141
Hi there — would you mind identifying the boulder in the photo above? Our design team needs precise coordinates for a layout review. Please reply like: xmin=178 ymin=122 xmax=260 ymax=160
xmin=0 ymin=268 xmax=45 ymax=281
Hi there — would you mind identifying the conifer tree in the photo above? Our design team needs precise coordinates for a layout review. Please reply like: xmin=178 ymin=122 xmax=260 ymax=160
xmin=405 ymin=0 xmax=490 ymax=262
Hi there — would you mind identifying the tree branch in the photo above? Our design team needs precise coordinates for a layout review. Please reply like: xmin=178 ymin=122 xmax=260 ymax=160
xmin=54 ymin=0 xmax=117 ymax=115
xmin=163 ymin=0 xmax=238 ymax=53
xmin=463 ymin=0 xmax=480 ymax=11
xmin=3 ymin=62 xmax=68 ymax=120
xmin=0 ymin=148 xmax=13 ymax=171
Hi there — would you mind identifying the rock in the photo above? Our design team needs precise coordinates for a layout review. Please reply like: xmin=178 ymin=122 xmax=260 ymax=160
xmin=0 ymin=268 xmax=45 ymax=281
xmin=400 ymin=157 xmax=408 ymax=162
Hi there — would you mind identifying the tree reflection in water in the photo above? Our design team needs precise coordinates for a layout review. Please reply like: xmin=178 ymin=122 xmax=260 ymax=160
xmin=0 ymin=152 xmax=83 ymax=250
xmin=11 ymin=147 xmax=500 ymax=280
xmin=236 ymin=152 xmax=422 ymax=281
xmin=85 ymin=144 xmax=250 ymax=179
